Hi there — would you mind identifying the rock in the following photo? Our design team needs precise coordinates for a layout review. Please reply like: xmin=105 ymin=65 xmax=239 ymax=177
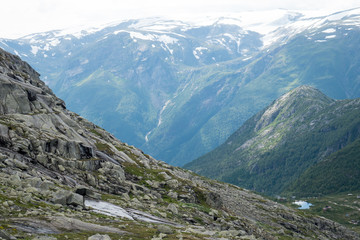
xmin=67 ymin=192 xmax=84 ymax=207
xmin=157 ymin=225 xmax=174 ymax=234
xmin=87 ymin=173 xmax=97 ymax=187
xmin=166 ymin=179 xmax=179 ymax=189
xmin=32 ymin=236 xmax=57 ymax=240
xmin=87 ymin=234 xmax=112 ymax=240
xmin=51 ymin=190 xmax=72 ymax=205
xmin=58 ymin=164 xmax=65 ymax=171
xmin=51 ymin=189 xmax=84 ymax=207
xmin=76 ymin=186 xmax=102 ymax=200
xmin=13 ymin=159 xmax=28 ymax=170
xmin=167 ymin=203 xmax=178 ymax=215
xmin=9 ymin=173 xmax=21 ymax=187
xmin=159 ymin=172 xmax=172 ymax=181
xmin=143 ymin=194 xmax=151 ymax=200
xmin=168 ymin=191 xmax=178 ymax=200
xmin=0 ymin=229 xmax=16 ymax=240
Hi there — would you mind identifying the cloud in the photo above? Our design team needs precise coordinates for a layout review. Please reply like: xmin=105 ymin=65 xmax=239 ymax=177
xmin=1 ymin=0 xmax=360 ymax=38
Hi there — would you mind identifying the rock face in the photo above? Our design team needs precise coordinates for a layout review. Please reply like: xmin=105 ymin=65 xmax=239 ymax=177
xmin=0 ymin=48 xmax=359 ymax=239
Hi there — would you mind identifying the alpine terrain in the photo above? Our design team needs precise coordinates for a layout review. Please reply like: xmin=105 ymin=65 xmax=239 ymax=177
xmin=185 ymin=86 xmax=360 ymax=198
xmin=1 ymin=8 xmax=360 ymax=165
xmin=2 ymin=45 xmax=360 ymax=239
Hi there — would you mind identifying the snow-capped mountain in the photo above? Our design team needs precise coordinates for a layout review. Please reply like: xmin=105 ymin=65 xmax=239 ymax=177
xmin=1 ymin=8 xmax=360 ymax=165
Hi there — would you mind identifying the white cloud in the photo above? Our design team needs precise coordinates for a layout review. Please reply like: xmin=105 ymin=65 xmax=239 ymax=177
xmin=1 ymin=0 xmax=360 ymax=39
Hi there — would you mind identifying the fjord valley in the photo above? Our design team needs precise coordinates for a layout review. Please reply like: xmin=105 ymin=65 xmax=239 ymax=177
xmin=1 ymin=48 xmax=358 ymax=239
xmin=1 ymin=6 xmax=360 ymax=239
xmin=2 ymin=8 xmax=360 ymax=166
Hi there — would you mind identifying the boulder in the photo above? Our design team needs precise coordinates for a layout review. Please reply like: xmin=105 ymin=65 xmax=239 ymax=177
xmin=88 ymin=234 xmax=112 ymax=240
xmin=75 ymin=186 xmax=101 ymax=200
xmin=167 ymin=203 xmax=178 ymax=215
xmin=67 ymin=192 xmax=84 ymax=207
xmin=51 ymin=189 xmax=84 ymax=207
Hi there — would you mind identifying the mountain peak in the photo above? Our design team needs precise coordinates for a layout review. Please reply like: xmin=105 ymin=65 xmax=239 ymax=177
xmin=254 ymin=85 xmax=334 ymax=131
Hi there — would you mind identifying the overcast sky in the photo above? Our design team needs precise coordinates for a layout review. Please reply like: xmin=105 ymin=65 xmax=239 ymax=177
xmin=1 ymin=0 xmax=360 ymax=39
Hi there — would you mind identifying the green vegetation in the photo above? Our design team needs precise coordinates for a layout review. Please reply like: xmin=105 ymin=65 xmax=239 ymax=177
xmin=282 ymin=192 xmax=360 ymax=234
xmin=286 ymin=138 xmax=360 ymax=197
xmin=186 ymin=87 xmax=360 ymax=196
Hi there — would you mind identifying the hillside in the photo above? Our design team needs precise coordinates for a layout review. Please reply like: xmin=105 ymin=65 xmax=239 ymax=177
xmin=185 ymin=86 xmax=360 ymax=196
xmin=2 ymin=9 xmax=360 ymax=166
xmin=2 ymin=49 xmax=358 ymax=239
xmin=286 ymin=137 xmax=360 ymax=197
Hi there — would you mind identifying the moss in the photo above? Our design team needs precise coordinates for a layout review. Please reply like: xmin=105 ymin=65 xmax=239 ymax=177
xmin=90 ymin=129 xmax=102 ymax=137
xmin=95 ymin=142 xmax=114 ymax=155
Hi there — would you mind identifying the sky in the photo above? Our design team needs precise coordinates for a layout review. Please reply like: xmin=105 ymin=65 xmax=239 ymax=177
xmin=1 ymin=0 xmax=360 ymax=39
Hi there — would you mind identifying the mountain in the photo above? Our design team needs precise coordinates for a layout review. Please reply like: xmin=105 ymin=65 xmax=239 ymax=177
xmin=286 ymin=137 xmax=360 ymax=197
xmin=185 ymin=86 xmax=360 ymax=196
xmin=1 ymin=49 xmax=358 ymax=239
xmin=2 ymin=9 xmax=360 ymax=166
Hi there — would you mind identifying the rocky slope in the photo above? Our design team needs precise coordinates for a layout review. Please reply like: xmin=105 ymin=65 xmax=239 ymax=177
xmin=2 ymin=9 xmax=360 ymax=166
xmin=185 ymin=86 xmax=360 ymax=197
xmin=0 ymin=49 xmax=359 ymax=239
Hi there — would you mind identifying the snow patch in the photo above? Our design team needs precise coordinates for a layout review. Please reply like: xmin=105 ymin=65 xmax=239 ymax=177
xmin=31 ymin=45 xmax=40 ymax=55
xmin=85 ymin=200 xmax=134 ymax=220
xmin=49 ymin=38 xmax=60 ymax=46
xmin=322 ymin=28 xmax=336 ymax=33
xmin=325 ymin=35 xmax=336 ymax=39
xmin=80 ymin=59 xmax=89 ymax=65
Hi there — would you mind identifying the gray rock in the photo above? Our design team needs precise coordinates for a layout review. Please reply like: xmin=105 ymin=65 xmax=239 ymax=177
xmin=9 ymin=173 xmax=21 ymax=187
xmin=0 ymin=229 xmax=16 ymax=240
xmin=13 ymin=159 xmax=28 ymax=170
xmin=166 ymin=179 xmax=179 ymax=189
xmin=51 ymin=189 xmax=72 ymax=205
xmin=87 ymin=234 xmax=112 ymax=240
xmin=167 ymin=203 xmax=178 ymax=215
xmin=67 ymin=192 xmax=84 ymax=207
xmin=168 ymin=191 xmax=178 ymax=200
xmin=75 ymin=186 xmax=101 ymax=200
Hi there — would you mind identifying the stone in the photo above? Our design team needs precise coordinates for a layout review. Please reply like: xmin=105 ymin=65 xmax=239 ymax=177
xmin=87 ymin=173 xmax=97 ymax=187
xmin=168 ymin=191 xmax=178 ymax=200
xmin=166 ymin=179 xmax=179 ymax=188
xmin=67 ymin=192 xmax=84 ymax=207
xmin=76 ymin=186 xmax=101 ymax=200
xmin=58 ymin=164 xmax=65 ymax=171
xmin=157 ymin=225 xmax=174 ymax=234
xmin=51 ymin=190 xmax=72 ymax=206
xmin=87 ymin=234 xmax=112 ymax=240
xmin=13 ymin=159 xmax=28 ymax=170
xmin=0 ymin=229 xmax=16 ymax=240
xmin=9 ymin=174 xmax=21 ymax=187
xmin=167 ymin=203 xmax=178 ymax=215
xmin=159 ymin=172 xmax=172 ymax=181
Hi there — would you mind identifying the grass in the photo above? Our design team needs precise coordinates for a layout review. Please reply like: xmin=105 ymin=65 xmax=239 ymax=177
xmin=281 ymin=191 xmax=360 ymax=233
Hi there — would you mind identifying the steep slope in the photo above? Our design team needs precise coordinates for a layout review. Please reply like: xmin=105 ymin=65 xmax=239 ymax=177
xmin=0 ymin=49 xmax=359 ymax=239
xmin=185 ymin=86 xmax=360 ymax=196
xmin=2 ymin=9 xmax=360 ymax=167
xmin=286 ymin=137 xmax=360 ymax=197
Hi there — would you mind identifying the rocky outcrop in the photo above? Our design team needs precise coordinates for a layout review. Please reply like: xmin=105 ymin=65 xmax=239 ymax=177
xmin=0 ymin=48 xmax=358 ymax=239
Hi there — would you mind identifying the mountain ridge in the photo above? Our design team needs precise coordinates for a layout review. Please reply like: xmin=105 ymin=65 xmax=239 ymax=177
xmin=185 ymin=85 xmax=360 ymax=196
xmin=2 ymin=8 xmax=360 ymax=166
